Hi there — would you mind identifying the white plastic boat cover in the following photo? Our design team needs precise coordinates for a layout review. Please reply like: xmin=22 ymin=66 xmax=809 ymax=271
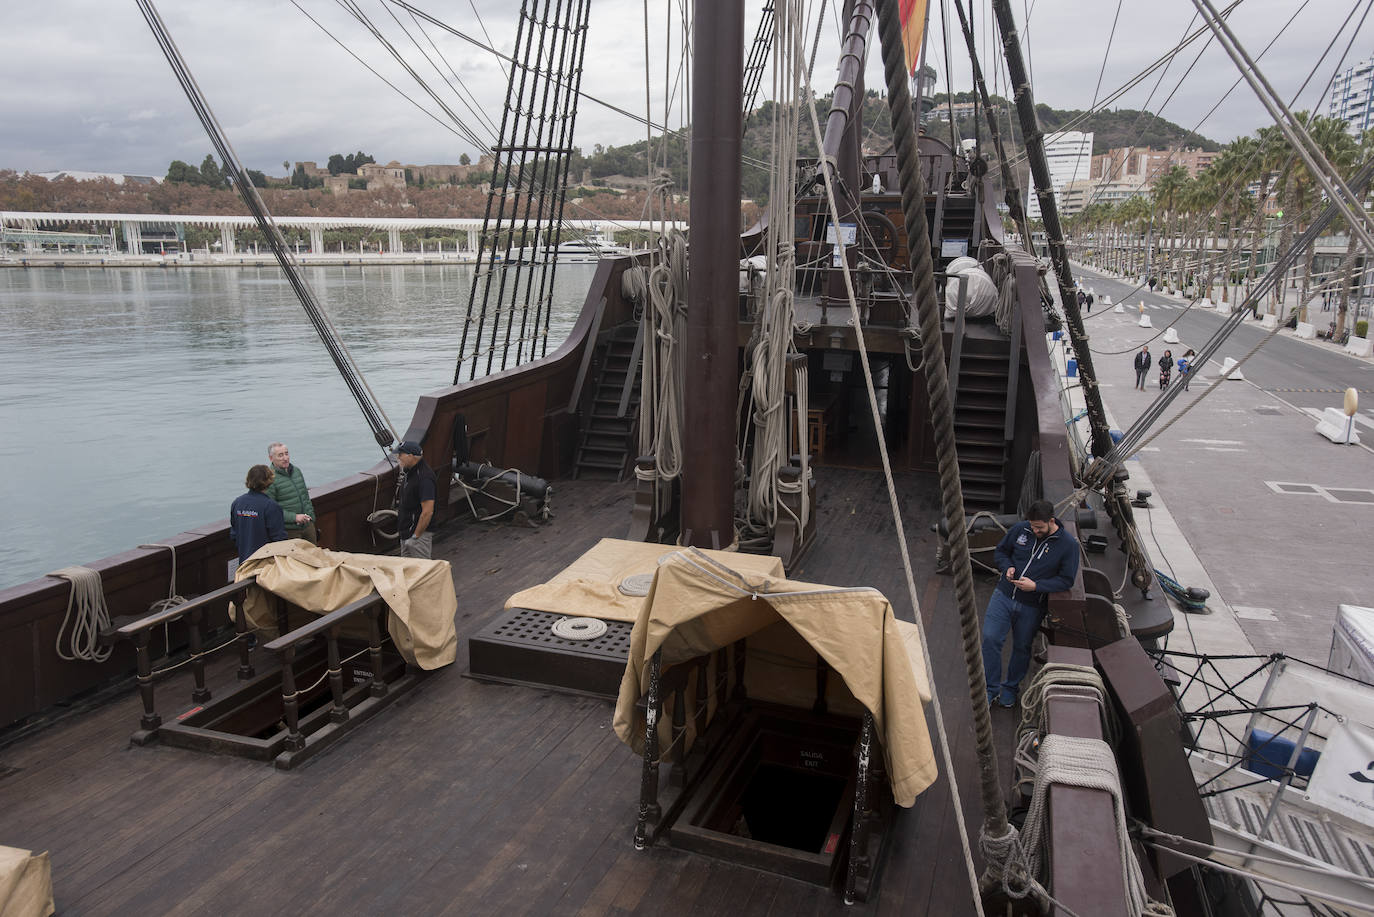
xmin=1329 ymin=604 xmax=1374 ymax=683
xmin=943 ymin=256 xmax=999 ymax=318
xmin=236 ymin=539 xmax=457 ymax=670
xmin=612 ymin=549 xmax=937 ymax=807
xmin=0 ymin=846 xmax=53 ymax=917
xmin=505 ymin=537 xmax=785 ymax=623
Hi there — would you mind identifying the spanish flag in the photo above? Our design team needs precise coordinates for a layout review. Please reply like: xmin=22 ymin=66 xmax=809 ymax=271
xmin=900 ymin=0 xmax=928 ymax=76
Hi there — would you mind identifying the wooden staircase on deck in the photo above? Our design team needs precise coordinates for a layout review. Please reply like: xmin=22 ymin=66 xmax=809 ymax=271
xmin=952 ymin=339 xmax=1012 ymax=513
xmin=574 ymin=323 xmax=642 ymax=480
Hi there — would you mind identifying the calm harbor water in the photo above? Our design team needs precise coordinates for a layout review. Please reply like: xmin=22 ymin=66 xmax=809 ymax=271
xmin=0 ymin=263 xmax=597 ymax=590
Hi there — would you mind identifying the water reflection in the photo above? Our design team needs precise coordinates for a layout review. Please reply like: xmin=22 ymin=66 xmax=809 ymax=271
xmin=0 ymin=263 xmax=598 ymax=588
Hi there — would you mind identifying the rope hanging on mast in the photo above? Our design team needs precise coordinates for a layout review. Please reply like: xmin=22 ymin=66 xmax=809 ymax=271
xmin=136 ymin=0 xmax=398 ymax=450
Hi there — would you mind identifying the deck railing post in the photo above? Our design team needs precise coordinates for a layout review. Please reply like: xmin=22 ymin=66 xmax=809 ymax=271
xmin=236 ymin=594 xmax=255 ymax=680
xmin=669 ymin=680 xmax=687 ymax=786
xmin=188 ymin=606 xmax=211 ymax=703
xmin=366 ymin=604 xmax=388 ymax=698
xmin=280 ymin=646 xmax=306 ymax=752
xmin=634 ymin=650 xmax=663 ymax=850
xmin=325 ymin=627 xmax=349 ymax=724
xmin=845 ymin=712 xmax=876 ymax=905
xmin=134 ymin=631 xmax=161 ymax=734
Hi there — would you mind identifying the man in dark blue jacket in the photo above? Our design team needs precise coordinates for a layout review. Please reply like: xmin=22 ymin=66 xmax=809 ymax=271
xmin=981 ymin=500 xmax=1081 ymax=708
xmin=230 ymin=464 xmax=287 ymax=565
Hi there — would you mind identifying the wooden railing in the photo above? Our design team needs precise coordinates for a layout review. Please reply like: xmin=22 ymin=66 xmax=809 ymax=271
xmin=261 ymin=592 xmax=390 ymax=756
xmin=105 ymin=576 xmax=260 ymax=744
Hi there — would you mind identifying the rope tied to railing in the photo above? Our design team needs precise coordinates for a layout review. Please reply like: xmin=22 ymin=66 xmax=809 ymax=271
xmin=1018 ymin=734 xmax=1175 ymax=917
xmin=50 ymin=566 xmax=113 ymax=663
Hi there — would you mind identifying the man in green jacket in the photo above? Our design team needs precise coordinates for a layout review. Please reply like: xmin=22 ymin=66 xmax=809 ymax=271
xmin=266 ymin=442 xmax=317 ymax=544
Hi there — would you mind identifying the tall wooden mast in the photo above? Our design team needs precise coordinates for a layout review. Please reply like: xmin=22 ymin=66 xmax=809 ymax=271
xmin=682 ymin=0 xmax=745 ymax=549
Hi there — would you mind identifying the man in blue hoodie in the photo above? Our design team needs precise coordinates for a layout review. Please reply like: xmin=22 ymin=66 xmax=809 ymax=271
xmin=981 ymin=499 xmax=1081 ymax=708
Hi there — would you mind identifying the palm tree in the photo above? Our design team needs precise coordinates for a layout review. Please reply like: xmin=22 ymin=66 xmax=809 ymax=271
xmin=1296 ymin=116 xmax=1358 ymax=320
xmin=1152 ymin=165 xmax=1190 ymax=291
xmin=1335 ymin=127 xmax=1374 ymax=337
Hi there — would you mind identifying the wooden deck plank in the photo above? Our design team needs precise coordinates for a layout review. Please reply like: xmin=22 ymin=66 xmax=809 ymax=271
xmin=0 ymin=468 xmax=1027 ymax=916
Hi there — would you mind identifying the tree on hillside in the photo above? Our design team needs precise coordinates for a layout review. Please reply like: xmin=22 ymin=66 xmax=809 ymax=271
xmin=200 ymin=154 xmax=225 ymax=188
xmin=326 ymin=151 xmax=376 ymax=175
xmin=165 ymin=160 xmax=202 ymax=184
xmin=246 ymin=170 xmax=268 ymax=188
xmin=459 ymin=153 xmax=471 ymax=166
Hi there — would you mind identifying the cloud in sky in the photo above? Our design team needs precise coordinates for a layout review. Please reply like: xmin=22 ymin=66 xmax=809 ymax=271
xmin=0 ymin=0 xmax=1366 ymax=179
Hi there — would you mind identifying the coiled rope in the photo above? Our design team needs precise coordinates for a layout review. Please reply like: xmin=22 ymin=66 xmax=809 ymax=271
xmin=1017 ymin=734 xmax=1174 ymax=917
xmin=50 ymin=567 xmax=112 ymax=663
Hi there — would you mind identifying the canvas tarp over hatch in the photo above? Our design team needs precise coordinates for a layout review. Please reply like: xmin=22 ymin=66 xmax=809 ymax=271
xmin=235 ymin=540 xmax=457 ymax=670
xmin=504 ymin=537 xmax=785 ymax=623
xmin=0 ymin=846 xmax=53 ymax=917
xmin=612 ymin=550 xmax=937 ymax=808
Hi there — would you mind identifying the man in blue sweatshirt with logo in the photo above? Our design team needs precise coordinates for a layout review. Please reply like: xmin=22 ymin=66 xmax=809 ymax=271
xmin=230 ymin=464 xmax=287 ymax=565
xmin=981 ymin=499 xmax=1080 ymax=709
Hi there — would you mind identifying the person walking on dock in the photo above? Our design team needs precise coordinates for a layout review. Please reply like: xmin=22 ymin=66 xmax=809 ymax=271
xmin=266 ymin=442 xmax=317 ymax=544
xmin=1159 ymin=349 xmax=1173 ymax=390
xmin=230 ymin=464 xmax=286 ymax=565
xmin=1179 ymin=349 xmax=1196 ymax=391
xmin=981 ymin=500 xmax=1081 ymax=709
xmin=394 ymin=441 xmax=436 ymax=559
xmin=1133 ymin=345 xmax=1152 ymax=391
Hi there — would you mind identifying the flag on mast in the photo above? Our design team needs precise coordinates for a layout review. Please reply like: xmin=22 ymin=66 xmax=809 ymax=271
xmin=900 ymin=0 xmax=928 ymax=76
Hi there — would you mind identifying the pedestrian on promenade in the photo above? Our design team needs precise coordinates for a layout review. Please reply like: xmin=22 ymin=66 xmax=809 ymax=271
xmin=266 ymin=442 xmax=317 ymax=544
xmin=1178 ymin=348 xmax=1196 ymax=391
xmin=1086 ymin=292 xmax=1094 ymax=313
xmin=1133 ymin=345 xmax=1152 ymax=391
xmin=980 ymin=499 xmax=1081 ymax=709
xmin=1077 ymin=289 xmax=1087 ymax=312
xmin=393 ymin=440 xmax=436 ymax=559
xmin=1159 ymin=349 xmax=1174 ymax=389
xmin=230 ymin=464 xmax=286 ymax=565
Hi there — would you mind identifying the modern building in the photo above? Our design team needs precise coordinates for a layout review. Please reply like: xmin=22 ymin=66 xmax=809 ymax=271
xmin=1090 ymin=147 xmax=1217 ymax=183
xmin=1059 ymin=176 xmax=1149 ymax=216
xmin=1027 ymin=131 xmax=1093 ymax=221
xmin=1326 ymin=55 xmax=1374 ymax=136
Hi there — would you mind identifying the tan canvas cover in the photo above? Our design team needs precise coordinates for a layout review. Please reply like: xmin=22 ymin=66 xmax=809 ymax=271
xmin=0 ymin=846 xmax=53 ymax=917
xmin=612 ymin=550 xmax=937 ymax=807
xmin=236 ymin=540 xmax=457 ymax=670
xmin=505 ymin=537 xmax=785 ymax=622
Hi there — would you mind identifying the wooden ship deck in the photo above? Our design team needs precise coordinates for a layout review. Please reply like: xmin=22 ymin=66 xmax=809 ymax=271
xmin=0 ymin=468 xmax=1025 ymax=915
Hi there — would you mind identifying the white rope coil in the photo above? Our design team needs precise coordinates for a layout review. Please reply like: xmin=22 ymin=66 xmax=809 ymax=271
xmin=50 ymin=566 xmax=113 ymax=663
xmin=1019 ymin=735 xmax=1174 ymax=917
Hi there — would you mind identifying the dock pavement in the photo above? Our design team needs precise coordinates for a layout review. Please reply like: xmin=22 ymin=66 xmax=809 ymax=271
xmin=1047 ymin=263 xmax=1374 ymax=715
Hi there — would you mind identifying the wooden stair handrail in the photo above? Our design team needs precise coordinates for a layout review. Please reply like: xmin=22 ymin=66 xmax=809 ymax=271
xmin=261 ymin=591 xmax=385 ymax=653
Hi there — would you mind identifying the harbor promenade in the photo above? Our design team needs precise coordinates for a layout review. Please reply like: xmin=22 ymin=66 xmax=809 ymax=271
xmin=1058 ymin=263 xmax=1374 ymax=684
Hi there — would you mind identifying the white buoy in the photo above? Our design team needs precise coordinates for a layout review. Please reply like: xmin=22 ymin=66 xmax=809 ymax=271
xmin=1218 ymin=357 xmax=1245 ymax=381
xmin=1346 ymin=336 xmax=1373 ymax=357
xmin=1260 ymin=314 xmax=1278 ymax=329
xmin=1103 ymin=294 xmax=1113 ymax=305
xmin=1163 ymin=327 xmax=1180 ymax=344
xmin=1138 ymin=314 xmax=1153 ymax=328
xmin=1296 ymin=321 xmax=1317 ymax=340
xmin=1199 ymin=298 xmax=1212 ymax=308
xmin=1113 ymin=303 xmax=1125 ymax=314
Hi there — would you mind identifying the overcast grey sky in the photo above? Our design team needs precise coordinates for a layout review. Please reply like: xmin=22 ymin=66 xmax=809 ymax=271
xmin=0 ymin=0 xmax=1366 ymax=178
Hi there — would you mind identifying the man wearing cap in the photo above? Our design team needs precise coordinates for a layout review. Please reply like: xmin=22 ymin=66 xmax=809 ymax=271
xmin=394 ymin=440 xmax=436 ymax=559
xmin=265 ymin=442 xmax=317 ymax=544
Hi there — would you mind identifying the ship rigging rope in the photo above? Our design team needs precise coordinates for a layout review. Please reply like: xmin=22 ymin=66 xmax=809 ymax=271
xmin=50 ymin=567 xmax=112 ymax=664
xmin=137 ymin=0 xmax=398 ymax=451
xmin=739 ymin=0 xmax=807 ymax=542
xmin=806 ymin=5 xmax=983 ymax=911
